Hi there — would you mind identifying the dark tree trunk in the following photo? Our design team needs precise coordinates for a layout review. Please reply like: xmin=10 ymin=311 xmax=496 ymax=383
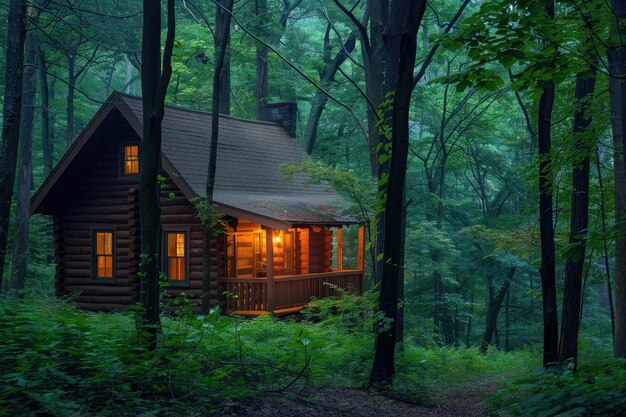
xmin=608 ymin=0 xmax=626 ymax=358
xmin=66 ymin=55 xmax=76 ymax=148
xmin=596 ymin=147 xmax=616 ymax=339
xmin=0 ymin=0 xmax=26 ymax=294
xmin=215 ymin=0 xmax=231 ymax=115
xmin=303 ymin=29 xmax=357 ymax=154
xmin=10 ymin=28 xmax=38 ymax=293
xmin=39 ymin=42 xmax=53 ymax=177
xmin=505 ymin=289 xmax=510 ymax=352
xmin=203 ymin=0 xmax=234 ymax=313
xmin=369 ymin=0 xmax=427 ymax=385
xmin=537 ymin=0 xmax=559 ymax=367
xmin=466 ymin=284 xmax=475 ymax=347
xmin=396 ymin=193 xmax=408 ymax=346
xmin=558 ymin=64 xmax=597 ymax=367
xmin=255 ymin=0 xmax=268 ymax=120
xmin=480 ymin=268 xmax=514 ymax=354
xmin=139 ymin=0 xmax=175 ymax=349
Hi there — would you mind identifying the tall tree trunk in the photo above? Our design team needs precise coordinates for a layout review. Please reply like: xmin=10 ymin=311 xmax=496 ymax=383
xmin=39 ymin=42 xmax=53 ymax=177
xmin=369 ymin=0 xmax=427 ymax=385
xmin=303 ymin=29 xmax=357 ymax=154
xmin=10 ymin=27 xmax=38 ymax=293
xmin=0 ymin=0 xmax=26 ymax=294
xmin=215 ymin=0 xmax=231 ymax=115
xmin=608 ymin=0 xmax=626 ymax=358
xmin=396 ymin=193 xmax=408 ymax=346
xmin=66 ymin=54 xmax=76 ymax=148
xmin=203 ymin=0 xmax=234 ymax=313
xmin=139 ymin=0 xmax=175 ymax=349
xmin=480 ymin=268 xmax=514 ymax=354
xmin=558 ymin=63 xmax=597 ymax=367
xmin=255 ymin=0 xmax=268 ymax=120
xmin=505 ymin=289 xmax=510 ymax=352
xmin=466 ymin=284 xmax=475 ymax=347
xmin=537 ymin=0 xmax=559 ymax=367
xmin=596 ymin=147 xmax=616 ymax=339
xmin=433 ymin=84 xmax=454 ymax=345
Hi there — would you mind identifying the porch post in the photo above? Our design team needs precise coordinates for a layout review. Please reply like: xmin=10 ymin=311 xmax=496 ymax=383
xmin=357 ymin=225 xmax=364 ymax=271
xmin=336 ymin=227 xmax=343 ymax=271
xmin=264 ymin=226 xmax=275 ymax=312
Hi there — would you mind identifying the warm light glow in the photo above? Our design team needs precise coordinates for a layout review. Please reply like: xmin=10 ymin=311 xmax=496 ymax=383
xmin=167 ymin=232 xmax=186 ymax=281
xmin=124 ymin=145 xmax=139 ymax=175
xmin=95 ymin=231 xmax=113 ymax=278
xmin=273 ymin=235 xmax=282 ymax=244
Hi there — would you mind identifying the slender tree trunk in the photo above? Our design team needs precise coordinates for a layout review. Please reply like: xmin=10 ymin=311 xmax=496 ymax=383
xmin=10 ymin=28 xmax=38 ymax=293
xmin=481 ymin=268 xmax=514 ymax=354
xmin=203 ymin=0 xmax=234 ymax=313
xmin=466 ymin=284 xmax=475 ymax=347
xmin=215 ymin=0 xmax=231 ymax=114
xmin=369 ymin=0 xmax=426 ymax=385
xmin=608 ymin=0 xmax=626 ymax=358
xmin=537 ymin=0 xmax=559 ymax=367
xmin=396 ymin=193 xmax=408 ymax=346
xmin=255 ymin=0 xmax=268 ymax=120
xmin=39 ymin=43 xmax=53 ymax=177
xmin=0 ymin=0 xmax=26 ymax=294
xmin=304 ymin=31 xmax=357 ymax=154
xmin=596 ymin=147 xmax=616 ymax=339
xmin=433 ymin=100 xmax=454 ymax=345
xmin=505 ymin=289 xmax=510 ymax=352
xmin=139 ymin=0 xmax=175 ymax=349
xmin=558 ymin=63 xmax=597 ymax=367
xmin=66 ymin=55 xmax=76 ymax=148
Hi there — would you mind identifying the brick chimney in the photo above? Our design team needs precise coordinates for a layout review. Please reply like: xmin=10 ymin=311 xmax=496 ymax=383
xmin=263 ymin=102 xmax=298 ymax=138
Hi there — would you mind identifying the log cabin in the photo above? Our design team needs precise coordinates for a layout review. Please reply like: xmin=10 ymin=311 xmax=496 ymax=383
xmin=30 ymin=92 xmax=364 ymax=315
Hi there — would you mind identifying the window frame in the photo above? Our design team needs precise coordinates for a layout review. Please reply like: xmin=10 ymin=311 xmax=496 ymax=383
xmin=119 ymin=142 xmax=140 ymax=177
xmin=163 ymin=230 xmax=190 ymax=287
xmin=92 ymin=228 xmax=116 ymax=283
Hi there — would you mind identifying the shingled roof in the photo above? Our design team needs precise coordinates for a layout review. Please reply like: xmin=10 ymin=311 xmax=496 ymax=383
xmin=31 ymin=92 xmax=354 ymax=228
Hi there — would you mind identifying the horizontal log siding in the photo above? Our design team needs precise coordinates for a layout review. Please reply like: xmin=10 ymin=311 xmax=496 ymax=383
xmin=60 ymin=125 xmax=139 ymax=311
xmin=308 ymin=226 xmax=332 ymax=273
xmin=54 ymin=122 xmax=221 ymax=312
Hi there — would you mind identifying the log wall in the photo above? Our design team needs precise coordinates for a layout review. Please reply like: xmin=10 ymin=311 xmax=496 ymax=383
xmin=308 ymin=226 xmax=332 ymax=273
xmin=51 ymin=120 xmax=222 ymax=312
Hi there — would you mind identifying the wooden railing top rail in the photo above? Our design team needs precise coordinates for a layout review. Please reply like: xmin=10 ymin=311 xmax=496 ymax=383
xmin=222 ymin=269 xmax=362 ymax=284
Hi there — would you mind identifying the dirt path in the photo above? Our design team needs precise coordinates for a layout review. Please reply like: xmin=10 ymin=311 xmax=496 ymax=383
xmin=223 ymin=384 xmax=495 ymax=417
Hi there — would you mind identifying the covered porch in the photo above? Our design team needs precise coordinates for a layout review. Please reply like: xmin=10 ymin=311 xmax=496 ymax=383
xmin=222 ymin=224 xmax=364 ymax=315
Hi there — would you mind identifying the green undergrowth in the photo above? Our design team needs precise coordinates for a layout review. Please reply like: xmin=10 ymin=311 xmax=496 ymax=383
xmin=1 ymin=291 xmax=538 ymax=416
xmin=486 ymin=360 xmax=626 ymax=417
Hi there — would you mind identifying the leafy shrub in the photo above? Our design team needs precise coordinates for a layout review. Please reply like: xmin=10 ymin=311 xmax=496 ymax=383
xmin=487 ymin=361 xmax=626 ymax=417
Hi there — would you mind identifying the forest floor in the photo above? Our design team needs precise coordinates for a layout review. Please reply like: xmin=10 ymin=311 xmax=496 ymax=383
xmin=223 ymin=377 xmax=499 ymax=416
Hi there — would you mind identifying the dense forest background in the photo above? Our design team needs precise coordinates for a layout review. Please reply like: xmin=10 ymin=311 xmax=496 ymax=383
xmin=1 ymin=0 xmax=625 ymax=416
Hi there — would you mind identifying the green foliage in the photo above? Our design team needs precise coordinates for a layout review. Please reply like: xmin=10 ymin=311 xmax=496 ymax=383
xmin=281 ymin=160 xmax=376 ymax=223
xmin=191 ymin=194 xmax=228 ymax=232
xmin=487 ymin=361 xmax=626 ymax=417
xmin=0 ymin=289 xmax=542 ymax=414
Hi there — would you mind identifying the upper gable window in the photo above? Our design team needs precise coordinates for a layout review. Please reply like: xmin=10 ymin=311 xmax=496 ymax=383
xmin=122 ymin=145 xmax=139 ymax=175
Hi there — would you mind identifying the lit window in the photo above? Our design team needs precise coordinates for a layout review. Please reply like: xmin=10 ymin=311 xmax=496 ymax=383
xmin=165 ymin=232 xmax=187 ymax=283
xmin=123 ymin=145 xmax=139 ymax=175
xmin=226 ymin=229 xmax=295 ymax=277
xmin=93 ymin=230 xmax=115 ymax=280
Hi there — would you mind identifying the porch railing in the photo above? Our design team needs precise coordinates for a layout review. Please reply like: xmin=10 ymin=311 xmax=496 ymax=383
xmin=222 ymin=270 xmax=363 ymax=313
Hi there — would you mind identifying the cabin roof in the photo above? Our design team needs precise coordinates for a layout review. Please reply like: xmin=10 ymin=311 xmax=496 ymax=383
xmin=30 ymin=92 xmax=354 ymax=228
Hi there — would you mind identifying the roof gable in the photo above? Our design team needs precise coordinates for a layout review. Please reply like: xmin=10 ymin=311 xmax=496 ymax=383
xmin=31 ymin=92 xmax=353 ymax=227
